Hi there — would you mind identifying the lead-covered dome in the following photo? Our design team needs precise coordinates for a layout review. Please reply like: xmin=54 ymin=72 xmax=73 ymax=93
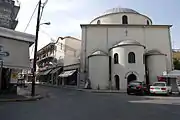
xmin=90 ymin=7 xmax=152 ymax=25
xmin=88 ymin=50 xmax=108 ymax=58
xmin=110 ymin=40 xmax=145 ymax=50
xmin=145 ymin=49 xmax=166 ymax=56
xmin=115 ymin=40 xmax=143 ymax=46
xmin=103 ymin=7 xmax=139 ymax=16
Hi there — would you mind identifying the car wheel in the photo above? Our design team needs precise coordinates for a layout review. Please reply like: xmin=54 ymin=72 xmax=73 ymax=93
xmin=127 ymin=91 xmax=130 ymax=95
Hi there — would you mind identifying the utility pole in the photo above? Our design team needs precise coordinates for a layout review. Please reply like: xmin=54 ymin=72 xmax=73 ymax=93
xmin=31 ymin=0 xmax=41 ymax=96
xmin=0 ymin=60 xmax=3 ymax=90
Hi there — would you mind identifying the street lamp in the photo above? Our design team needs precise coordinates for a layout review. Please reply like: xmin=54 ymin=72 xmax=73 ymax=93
xmin=31 ymin=0 xmax=49 ymax=96
xmin=40 ymin=22 xmax=51 ymax=26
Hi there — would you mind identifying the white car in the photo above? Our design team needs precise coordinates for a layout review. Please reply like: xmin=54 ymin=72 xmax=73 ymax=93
xmin=178 ymin=84 xmax=180 ymax=94
xmin=150 ymin=82 xmax=172 ymax=95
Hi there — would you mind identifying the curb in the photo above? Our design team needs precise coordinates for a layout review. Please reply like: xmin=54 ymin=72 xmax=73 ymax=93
xmin=77 ymin=89 xmax=127 ymax=93
xmin=0 ymin=95 xmax=43 ymax=102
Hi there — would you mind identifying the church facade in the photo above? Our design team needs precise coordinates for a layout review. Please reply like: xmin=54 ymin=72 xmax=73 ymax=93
xmin=80 ymin=8 xmax=173 ymax=90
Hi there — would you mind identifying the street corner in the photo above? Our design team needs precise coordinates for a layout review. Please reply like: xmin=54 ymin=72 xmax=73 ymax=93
xmin=0 ymin=95 xmax=44 ymax=102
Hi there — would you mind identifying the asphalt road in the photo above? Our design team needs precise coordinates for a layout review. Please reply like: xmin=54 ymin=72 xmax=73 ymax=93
xmin=0 ymin=85 xmax=180 ymax=120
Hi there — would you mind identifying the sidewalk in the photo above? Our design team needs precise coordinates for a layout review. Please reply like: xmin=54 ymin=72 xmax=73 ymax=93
xmin=0 ymin=86 xmax=43 ymax=102
xmin=39 ymin=83 xmax=126 ymax=93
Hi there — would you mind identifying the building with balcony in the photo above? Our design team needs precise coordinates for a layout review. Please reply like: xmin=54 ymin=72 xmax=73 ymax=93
xmin=0 ymin=0 xmax=20 ymax=30
xmin=36 ymin=36 xmax=81 ymax=86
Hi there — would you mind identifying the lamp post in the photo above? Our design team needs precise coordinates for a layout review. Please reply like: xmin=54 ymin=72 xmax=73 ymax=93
xmin=31 ymin=0 xmax=49 ymax=96
xmin=40 ymin=22 xmax=51 ymax=26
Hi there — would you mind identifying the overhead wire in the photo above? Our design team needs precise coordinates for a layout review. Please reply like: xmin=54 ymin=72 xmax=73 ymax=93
xmin=24 ymin=2 xmax=39 ymax=58
xmin=27 ymin=1 xmax=47 ymax=58
xmin=24 ymin=2 xmax=39 ymax=32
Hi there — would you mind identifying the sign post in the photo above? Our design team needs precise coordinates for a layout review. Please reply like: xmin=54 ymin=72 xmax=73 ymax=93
xmin=0 ymin=45 xmax=9 ymax=90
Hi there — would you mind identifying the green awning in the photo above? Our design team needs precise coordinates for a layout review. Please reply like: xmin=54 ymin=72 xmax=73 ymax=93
xmin=50 ymin=67 xmax=61 ymax=74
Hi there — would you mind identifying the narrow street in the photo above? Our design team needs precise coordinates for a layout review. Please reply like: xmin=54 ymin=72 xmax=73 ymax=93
xmin=0 ymin=85 xmax=180 ymax=120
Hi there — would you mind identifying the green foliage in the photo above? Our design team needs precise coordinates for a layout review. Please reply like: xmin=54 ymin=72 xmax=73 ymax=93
xmin=173 ymin=58 xmax=180 ymax=70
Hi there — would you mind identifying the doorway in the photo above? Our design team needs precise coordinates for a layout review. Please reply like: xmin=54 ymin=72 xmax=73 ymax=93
xmin=127 ymin=74 xmax=137 ymax=84
xmin=114 ymin=75 xmax=120 ymax=90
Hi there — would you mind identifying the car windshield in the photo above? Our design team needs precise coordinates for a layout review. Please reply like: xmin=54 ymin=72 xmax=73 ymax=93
xmin=153 ymin=83 xmax=165 ymax=86
xmin=129 ymin=81 xmax=141 ymax=86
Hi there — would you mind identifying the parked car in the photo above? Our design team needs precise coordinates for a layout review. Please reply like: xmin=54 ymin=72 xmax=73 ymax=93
xmin=150 ymin=82 xmax=172 ymax=95
xmin=178 ymin=84 xmax=180 ymax=94
xmin=127 ymin=80 xmax=149 ymax=95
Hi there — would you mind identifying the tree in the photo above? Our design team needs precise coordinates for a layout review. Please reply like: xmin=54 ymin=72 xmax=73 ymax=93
xmin=173 ymin=58 xmax=180 ymax=70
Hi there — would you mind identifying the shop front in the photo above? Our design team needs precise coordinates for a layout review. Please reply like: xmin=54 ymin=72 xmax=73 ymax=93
xmin=59 ymin=63 xmax=80 ymax=86
xmin=0 ymin=27 xmax=35 ymax=92
xmin=37 ymin=69 xmax=52 ymax=83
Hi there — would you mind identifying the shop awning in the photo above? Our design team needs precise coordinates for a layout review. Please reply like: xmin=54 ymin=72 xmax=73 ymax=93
xmin=36 ymin=72 xmax=44 ymax=76
xmin=43 ymin=69 xmax=52 ymax=75
xmin=59 ymin=70 xmax=76 ymax=77
xmin=50 ymin=67 xmax=62 ymax=74
xmin=37 ymin=69 xmax=52 ymax=76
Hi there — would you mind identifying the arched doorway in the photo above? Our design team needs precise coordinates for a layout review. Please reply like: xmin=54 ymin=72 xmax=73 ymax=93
xmin=127 ymin=74 xmax=137 ymax=84
xmin=114 ymin=75 xmax=120 ymax=90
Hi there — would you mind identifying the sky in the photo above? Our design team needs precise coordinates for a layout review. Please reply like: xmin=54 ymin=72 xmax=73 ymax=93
xmin=15 ymin=0 xmax=180 ymax=53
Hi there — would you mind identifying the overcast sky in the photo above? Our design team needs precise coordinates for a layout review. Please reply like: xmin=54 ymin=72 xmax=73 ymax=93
xmin=16 ymin=0 xmax=180 ymax=53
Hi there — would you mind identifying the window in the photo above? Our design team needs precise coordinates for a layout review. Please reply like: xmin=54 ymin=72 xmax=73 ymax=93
xmin=147 ymin=20 xmax=149 ymax=25
xmin=114 ymin=53 xmax=119 ymax=64
xmin=60 ymin=43 xmax=63 ymax=50
xmin=122 ymin=15 xmax=128 ymax=24
xmin=152 ymin=82 xmax=166 ymax=86
xmin=97 ymin=20 xmax=101 ymax=24
xmin=128 ymin=52 xmax=135 ymax=63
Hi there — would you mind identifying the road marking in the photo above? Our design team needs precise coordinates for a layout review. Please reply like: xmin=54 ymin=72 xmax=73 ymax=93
xmin=129 ymin=99 xmax=180 ymax=105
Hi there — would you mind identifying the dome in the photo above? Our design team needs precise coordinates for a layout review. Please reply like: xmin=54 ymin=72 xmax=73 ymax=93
xmin=115 ymin=40 xmax=144 ymax=47
xmin=90 ymin=7 xmax=152 ymax=25
xmin=110 ymin=40 xmax=145 ymax=50
xmin=91 ymin=50 xmax=107 ymax=55
xmin=88 ymin=50 xmax=108 ymax=58
xmin=103 ymin=7 xmax=139 ymax=16
xmin=145 ymin=49 xmax=166 ymax=56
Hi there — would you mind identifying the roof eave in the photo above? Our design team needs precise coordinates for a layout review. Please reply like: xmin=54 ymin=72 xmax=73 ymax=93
xmin=80 ymin=24 xmax=172 ymax=28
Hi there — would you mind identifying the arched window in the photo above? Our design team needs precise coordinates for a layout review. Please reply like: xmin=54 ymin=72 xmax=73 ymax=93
xmin=114 ymin=53 xmax=119 ymax=64
xmin=122 ymin=15 xmax=128 ymax=24
xmin=147 ymin=20 xmax=149 ymax=25
xmin=128 ymin=52 xmax=135 ymax=63
xmin=97 ymin=20 xmax=101 ymax=24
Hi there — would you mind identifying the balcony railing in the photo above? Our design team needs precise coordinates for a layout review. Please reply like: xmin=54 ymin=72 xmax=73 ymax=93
xmin=37 ymin=54 xmax=55 ymax=63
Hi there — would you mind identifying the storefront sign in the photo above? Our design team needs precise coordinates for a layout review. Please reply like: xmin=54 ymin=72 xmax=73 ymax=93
xmin=10 ymin=69 xmax=19 ymax=83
